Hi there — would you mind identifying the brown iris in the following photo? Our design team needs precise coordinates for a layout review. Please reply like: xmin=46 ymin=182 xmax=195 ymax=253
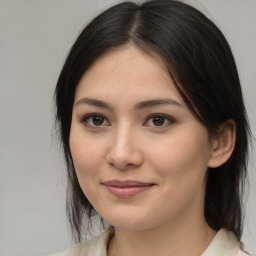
xmin=92 ymin=115 xmax=105 ymax=126
xmin=152 ymin=116 xmax=165 ymax=126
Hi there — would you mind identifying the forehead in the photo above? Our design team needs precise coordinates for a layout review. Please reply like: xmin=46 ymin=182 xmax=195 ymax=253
xmin=75 ymin=45 xmax=183 ymax=104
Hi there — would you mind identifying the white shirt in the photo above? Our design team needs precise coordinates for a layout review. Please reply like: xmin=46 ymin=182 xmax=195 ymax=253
xmin=49 ymin=227 xmax=249 ymax=256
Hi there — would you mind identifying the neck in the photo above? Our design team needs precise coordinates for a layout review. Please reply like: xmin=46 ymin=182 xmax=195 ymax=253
xmin=108 ymin=215 xmax=216 ymax=256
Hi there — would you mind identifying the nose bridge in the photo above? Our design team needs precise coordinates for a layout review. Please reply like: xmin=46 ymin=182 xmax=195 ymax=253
xmin=106 ymin=121 xmax=143 ymax=169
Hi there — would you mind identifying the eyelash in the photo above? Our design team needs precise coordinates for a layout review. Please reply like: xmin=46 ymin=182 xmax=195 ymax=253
xmin=80 ymin=113 xmax=175 ymax=128
xmin=143 ymin=113 xmax=175 ymax=128
xmin=80 ymin=114 xmax=110 ymax=127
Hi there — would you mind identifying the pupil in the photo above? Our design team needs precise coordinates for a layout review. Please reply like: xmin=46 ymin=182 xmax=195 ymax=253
xmin=153 ymin=116 xmax=164 ymax=126
xmin=93 ymin=116 xmax=104 ymax=126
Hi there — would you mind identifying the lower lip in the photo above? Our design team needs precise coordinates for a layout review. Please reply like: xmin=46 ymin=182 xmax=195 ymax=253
xmin=104 ymin=185 xmax=154 ymax=198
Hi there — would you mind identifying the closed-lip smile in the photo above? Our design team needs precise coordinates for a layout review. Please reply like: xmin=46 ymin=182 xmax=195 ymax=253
xmin=102 ymin=180 xmax=155 ymax=198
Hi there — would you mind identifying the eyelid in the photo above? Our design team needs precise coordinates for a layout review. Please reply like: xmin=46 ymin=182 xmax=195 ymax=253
xmin=79 ymin=113 xmax=175 ymax=128
xmin=143 ymin=113 xmax=175 ymax=127
xmin=80 ymin=113 xmax=110 ymax=127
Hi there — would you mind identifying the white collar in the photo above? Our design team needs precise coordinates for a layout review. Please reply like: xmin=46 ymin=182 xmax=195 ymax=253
xmin=86 ymin=227 xmax=241 ymax=256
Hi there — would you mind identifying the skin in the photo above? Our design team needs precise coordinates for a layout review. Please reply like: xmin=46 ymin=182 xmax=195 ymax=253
xmin=69 ymin=45 xmax=223 ymax=256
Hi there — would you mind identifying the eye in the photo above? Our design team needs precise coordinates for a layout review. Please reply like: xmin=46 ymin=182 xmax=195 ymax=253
xmin=144 ymin=114 xmax=175 ymax=127
xmin=81 ymin=114 xmax=110 ymax=127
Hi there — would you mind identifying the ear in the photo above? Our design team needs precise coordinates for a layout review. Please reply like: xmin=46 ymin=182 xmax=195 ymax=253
xmin=208 ymin=119 xmax=236 ymax=168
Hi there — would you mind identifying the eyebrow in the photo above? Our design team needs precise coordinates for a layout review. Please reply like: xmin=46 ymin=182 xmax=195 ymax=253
xmin=135 ymin=99 xmax=182 ymax=109
xmin=75 ymin=97 xmax=183 ymax=109
xmin=75 ymin=98 xmax=112 ymax=109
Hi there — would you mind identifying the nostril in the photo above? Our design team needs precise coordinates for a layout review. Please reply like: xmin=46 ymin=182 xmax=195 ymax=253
xmin=106 ymin=134 xmax=144 ymax=169
xmin=106 ymin=151 xmax=143 ymax=170
xmin=107 ymin=161 xmax=137 ymax=170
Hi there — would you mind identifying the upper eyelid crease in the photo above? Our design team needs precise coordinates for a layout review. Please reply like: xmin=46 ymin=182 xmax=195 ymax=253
xmin=75 ymin=97 xmax=182 ymax=110
xmin=81 ymin=113 xmax=107 ymax=121
xmin=80 ymin=113 xmax=174 ymax=128
xmin=144 ymin=114 xmax=175 ymax=125
xmin=81 ymin=114 xmax=110 ymax=126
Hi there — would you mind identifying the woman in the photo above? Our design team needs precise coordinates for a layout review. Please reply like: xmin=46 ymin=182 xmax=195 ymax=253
xmin=51 ymin=0 xmax=251 ymax=255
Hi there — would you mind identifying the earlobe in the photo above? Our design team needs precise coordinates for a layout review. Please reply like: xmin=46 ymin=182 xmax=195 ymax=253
xmin=208 ymin=119 xmax=236 ymax=168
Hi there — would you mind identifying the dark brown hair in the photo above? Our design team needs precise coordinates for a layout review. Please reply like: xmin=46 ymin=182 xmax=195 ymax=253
xmin=55 ymin=0 xmax=250 ymax=242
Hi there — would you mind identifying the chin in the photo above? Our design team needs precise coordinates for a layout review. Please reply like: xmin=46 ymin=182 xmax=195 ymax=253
xmin=101 ymin=210 xmax=155 ymax=231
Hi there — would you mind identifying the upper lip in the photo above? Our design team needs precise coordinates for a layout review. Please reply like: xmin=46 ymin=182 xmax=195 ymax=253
xmin=102 ymin=180 xmax=155 ymax=187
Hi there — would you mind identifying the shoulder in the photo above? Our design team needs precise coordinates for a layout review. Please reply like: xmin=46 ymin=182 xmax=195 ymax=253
xmin=48 ymin=227 xmax=114 ymax=256
xmin=238 ymin=249 xmax=250 ymax=256
xmin=202 ymin=228 xmax=251 ymax=256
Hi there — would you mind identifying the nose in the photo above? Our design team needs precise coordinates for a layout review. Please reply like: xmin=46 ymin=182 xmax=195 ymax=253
xmin=106 ymin=125 xmax=143 ymax=170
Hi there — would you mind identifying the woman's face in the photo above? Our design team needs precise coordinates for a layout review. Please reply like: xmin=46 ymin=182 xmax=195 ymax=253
xmin=69 ymin=45 xmax=215 ymax=231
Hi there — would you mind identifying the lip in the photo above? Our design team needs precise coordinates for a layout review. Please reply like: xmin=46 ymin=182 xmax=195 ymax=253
xmin=102 ymin=180 xmax=155 ymax=198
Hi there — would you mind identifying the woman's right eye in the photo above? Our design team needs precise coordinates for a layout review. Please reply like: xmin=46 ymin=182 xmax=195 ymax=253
xmin=81 ymin=114 xmax=110 ymax=127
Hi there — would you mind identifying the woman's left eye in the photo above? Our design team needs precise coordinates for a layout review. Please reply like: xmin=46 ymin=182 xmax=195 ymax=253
xmin=144 ymin=114 xmax=175 ymax=127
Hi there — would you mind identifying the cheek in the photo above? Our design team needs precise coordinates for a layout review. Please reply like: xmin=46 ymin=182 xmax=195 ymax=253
xmin=150 ymin=137 xmax=210 ymax=174
xmin=148 ymin=134 xmax=210 ymax=214
xmin=69 ymin=133 xmax=106 ymax=209
xmin=69 ymin=127 xmax=104 ymax=184
xmin=146 ymin=129 xmax=211 ymax=196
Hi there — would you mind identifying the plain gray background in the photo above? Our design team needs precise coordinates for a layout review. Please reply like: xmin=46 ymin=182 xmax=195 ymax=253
xmin=0 ymin=1 xmax=255 ymax=255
